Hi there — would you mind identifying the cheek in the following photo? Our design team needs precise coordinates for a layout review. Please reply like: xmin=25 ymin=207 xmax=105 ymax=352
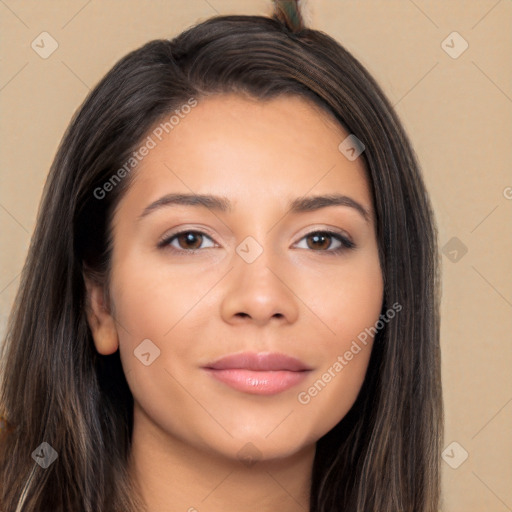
xmin=108 ymin=253 xmax=217 ymax=390
xmin=289 ymin=252 xmax=383 ymax=432
xmin=109 ymin=251 xmax=212 ymax=340
xmin=108 ymin=258 xmax=210 ymax=435
xmin=294 ymin=249 xmax=384 ymax=351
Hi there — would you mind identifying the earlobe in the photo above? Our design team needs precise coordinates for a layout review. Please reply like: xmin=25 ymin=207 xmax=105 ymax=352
xmin=83 ymin=275 xmax=119 ymax=355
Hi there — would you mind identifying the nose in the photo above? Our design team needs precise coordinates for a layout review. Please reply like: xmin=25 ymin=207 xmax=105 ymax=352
xmin=219 ymin=246 xmax=300 ymax=327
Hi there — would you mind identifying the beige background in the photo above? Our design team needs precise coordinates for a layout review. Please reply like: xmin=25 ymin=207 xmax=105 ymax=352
xmin=1 ymin=1 xmax=511 ymax=510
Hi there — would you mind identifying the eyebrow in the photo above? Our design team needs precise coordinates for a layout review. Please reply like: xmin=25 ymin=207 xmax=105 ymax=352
xmin=138 ymin=192 xmax=371 ymax=223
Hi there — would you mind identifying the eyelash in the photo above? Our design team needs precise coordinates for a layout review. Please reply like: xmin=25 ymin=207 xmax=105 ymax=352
xmin=157 ymin=229 xmax=356 ymax=255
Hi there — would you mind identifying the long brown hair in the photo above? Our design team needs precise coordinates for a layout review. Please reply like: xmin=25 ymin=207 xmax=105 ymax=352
xmin=0 ymin=1 xmax=443 ymax=510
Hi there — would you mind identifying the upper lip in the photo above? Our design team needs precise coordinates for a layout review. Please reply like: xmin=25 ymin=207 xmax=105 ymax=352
xmin=203 ymin=352 xmax=312 ymax=371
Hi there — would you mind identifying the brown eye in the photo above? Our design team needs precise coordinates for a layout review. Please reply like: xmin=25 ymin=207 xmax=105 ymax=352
xmin=158 ymin=230 xmax=216 ymax=252
xmin=306 ymin=232 xmax=332 ymax=250
xmin=295 ymin=230 xmax=356 ymax=254
xmin=176 ymin=232 xmax=203 ymax=250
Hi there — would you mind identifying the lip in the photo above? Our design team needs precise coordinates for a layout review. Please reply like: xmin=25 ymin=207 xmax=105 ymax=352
xmin=205 ymin=352 xmax=312 ymax=372
xmin=202 ymin=352 xmax=312 ymax=395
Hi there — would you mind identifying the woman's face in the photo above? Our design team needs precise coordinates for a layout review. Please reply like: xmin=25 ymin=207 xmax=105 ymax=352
xmin=89 ymin=93 xmax=383 ymax=462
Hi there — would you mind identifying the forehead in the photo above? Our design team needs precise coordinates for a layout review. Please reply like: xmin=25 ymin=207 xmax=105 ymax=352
xmin=119 ymin=93 xmax=371 ymax=216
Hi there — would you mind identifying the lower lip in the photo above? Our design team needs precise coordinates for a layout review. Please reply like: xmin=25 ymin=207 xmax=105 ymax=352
xmin=203 ymin=368 xmax=310 ymax=395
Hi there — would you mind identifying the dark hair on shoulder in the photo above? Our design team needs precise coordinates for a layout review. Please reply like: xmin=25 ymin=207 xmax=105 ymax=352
xmin=0 ymin=1 xmax=442 ymax=510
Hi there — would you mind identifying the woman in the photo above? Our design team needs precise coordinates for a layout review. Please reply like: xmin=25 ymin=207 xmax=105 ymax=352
xmin=0 ymin=1 xmax=443 ymax=510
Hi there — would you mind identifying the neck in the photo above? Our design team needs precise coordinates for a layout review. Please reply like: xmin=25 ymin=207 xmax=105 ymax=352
xmin=128 ymin=403 xmax=314 ymax=512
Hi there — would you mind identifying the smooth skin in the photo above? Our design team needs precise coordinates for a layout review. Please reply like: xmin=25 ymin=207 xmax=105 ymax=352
xmin=85 ymin=93 xmax=384 ymax=511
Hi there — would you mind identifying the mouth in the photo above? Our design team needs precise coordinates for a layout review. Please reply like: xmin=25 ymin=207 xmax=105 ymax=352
xmin=202 ymin=352 xmax=312 ymax=396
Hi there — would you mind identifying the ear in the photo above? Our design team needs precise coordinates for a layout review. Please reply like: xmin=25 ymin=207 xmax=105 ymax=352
xmin=83 ymin=274 xmax=119 ymax=355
